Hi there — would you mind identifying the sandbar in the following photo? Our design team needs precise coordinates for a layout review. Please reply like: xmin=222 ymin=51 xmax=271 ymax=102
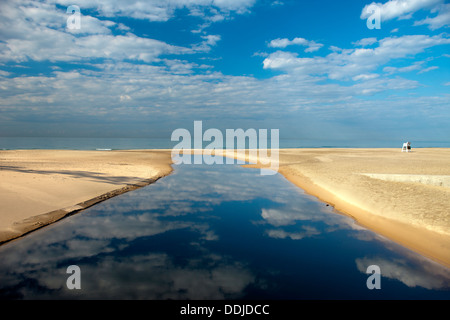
xmin=0 ymin=149 xmax=173 ymax=244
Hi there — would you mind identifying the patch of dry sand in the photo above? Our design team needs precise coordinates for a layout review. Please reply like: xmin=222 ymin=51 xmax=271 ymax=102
xmin=0 ymin=149 xmax=173 ymax=244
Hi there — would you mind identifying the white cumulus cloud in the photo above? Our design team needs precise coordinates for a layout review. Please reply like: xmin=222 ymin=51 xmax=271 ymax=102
xmin=414 ymin=3 xmax=450 ymax=30
xmin=360 ymin=0 xmax=442 ymax=21
xmin=268 ymin=37 xmax=323 ymax=53
xmin=263 ymin=34 xmax=450 ymax=81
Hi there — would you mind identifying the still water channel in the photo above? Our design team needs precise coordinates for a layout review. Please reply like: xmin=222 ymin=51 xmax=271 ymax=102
xmin=0 ymin=159 xmax=449 ymax=299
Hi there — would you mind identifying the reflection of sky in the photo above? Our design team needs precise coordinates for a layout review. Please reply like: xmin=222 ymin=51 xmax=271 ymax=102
xmin=0 ymin=161 xmax=449 ymax=299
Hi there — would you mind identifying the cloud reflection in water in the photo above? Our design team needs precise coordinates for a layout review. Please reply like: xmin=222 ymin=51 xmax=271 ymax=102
xmin=0 ymin=162 xmax=449 ymax=299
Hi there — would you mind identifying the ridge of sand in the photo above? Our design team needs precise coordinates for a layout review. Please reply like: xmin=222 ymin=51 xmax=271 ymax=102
xmin=0 ymin=149 xmax=173 ymax=244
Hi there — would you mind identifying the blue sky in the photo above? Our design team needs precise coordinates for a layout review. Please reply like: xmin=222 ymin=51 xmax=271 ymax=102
xmin=0 ymin=0 xmax=449 ymax=144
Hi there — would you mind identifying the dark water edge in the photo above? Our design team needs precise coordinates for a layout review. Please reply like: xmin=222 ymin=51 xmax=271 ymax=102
xmin=0 ymin=160 xmax=449 ymax=300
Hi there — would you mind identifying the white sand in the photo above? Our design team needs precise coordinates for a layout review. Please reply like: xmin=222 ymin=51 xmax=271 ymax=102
xmin=0 ymin=149 xmax=173 ymax=243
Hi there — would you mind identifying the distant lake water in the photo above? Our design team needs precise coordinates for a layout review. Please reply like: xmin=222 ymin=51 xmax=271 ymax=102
xmin=0 ymin=158 xmax=449 ymax=299
xmin=1 ymin=136 xmax=450 ymax=150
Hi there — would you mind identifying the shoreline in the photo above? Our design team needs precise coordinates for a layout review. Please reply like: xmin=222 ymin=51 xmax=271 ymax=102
xmin=0 ymin=149 xmax=173 ymax=245
xmin=0 ymin=175 xmax=170 ymax=246
xmin=1 ymin=148 xmax=449 ymax=270
xmin=224 ymin=148 xmax=450 ymax=269
xmin=276 ymin=166 xmax=450 ymax=269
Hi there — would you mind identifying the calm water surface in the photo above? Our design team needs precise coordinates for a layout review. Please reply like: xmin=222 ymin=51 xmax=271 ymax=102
xmin=0 ymin=160 xmax=449 ymax=299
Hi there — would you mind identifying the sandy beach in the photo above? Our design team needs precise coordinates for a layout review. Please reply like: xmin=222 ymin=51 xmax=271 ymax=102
xmin=0 ymin=150 xmax=173 ymax=244
xmin=233 ymin=148 xmax=450 ymax=268
xmin=1 ymin=148 xmax=449 ymax=269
